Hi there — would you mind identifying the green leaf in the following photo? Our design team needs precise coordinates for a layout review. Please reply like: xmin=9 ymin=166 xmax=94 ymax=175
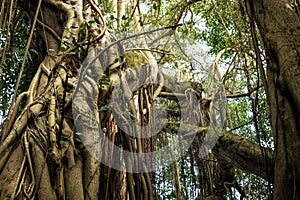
xmin=139 ymin=20 xmax=143 ymax=27
xmin=153 ymin=3 xmax=157 ymax=10
xmin=99 ymin=104 xmax=111 ymax=112
xmin=59 ymin=47 xmax=67 ymax=52
xmin=87 ymin=20 xmax=96 ymax=26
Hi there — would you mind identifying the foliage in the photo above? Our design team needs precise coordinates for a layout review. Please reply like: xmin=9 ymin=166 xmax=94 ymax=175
xmin=0 ymin=0 xmax=276 ymax=199
xmin=0 ymin=5 xmax=37 ymax=130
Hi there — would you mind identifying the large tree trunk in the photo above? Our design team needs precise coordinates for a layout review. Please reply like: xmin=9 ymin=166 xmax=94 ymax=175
xmin=248 ymin=0 xmax=300 ymax=199
xmin=0 ymin=0 xmax=129 ymax=199
xmin=0 ymin=0 xmax=167 ymax=198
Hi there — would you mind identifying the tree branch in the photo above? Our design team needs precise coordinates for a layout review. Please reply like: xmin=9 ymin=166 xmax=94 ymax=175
xmin=163 ymin=122 xmax=274 ymax=183
xmin=213 ymin=131 xmax=274 ymax=183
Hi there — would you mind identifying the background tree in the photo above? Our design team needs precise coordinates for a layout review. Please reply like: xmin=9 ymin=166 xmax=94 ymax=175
xmin=0 ymin=0 xmax=299 ymax=199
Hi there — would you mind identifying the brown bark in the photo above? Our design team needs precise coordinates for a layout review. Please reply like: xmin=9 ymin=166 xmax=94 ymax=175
xmin=248 ymin=0 xmax=300 ymax=199
xmin=1 ymin=0 xmax=295 ymax=199
xmin=166 ymin=123 xmax=274 ymax=182
xmin=0 ymin=0 xmax=158 ymax=199
xmin=214 ymin=131 xmax=274 ymax=183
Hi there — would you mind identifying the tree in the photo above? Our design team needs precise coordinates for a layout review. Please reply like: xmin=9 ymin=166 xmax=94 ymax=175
xmin=0 ymin=0 xmax=298 ymax=199
xmin=248 ymin=1 xmax=300 ymax=199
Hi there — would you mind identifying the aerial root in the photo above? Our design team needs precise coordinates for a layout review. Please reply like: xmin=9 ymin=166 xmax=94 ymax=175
xmin=82 ymin=148 xmax=101 ymax=200
xmin=64 ymin=154 xmax=84 ymax=200
xmin=1 ymin=91 xmax=28 ymax=141
xmin=48 ymin=95 xmax=60 ymax=163
xmin=0 ymin=142 xmax=26 ymax=199
xmin=30 ymin=137 xmax=57 ymax=200
xmin=10 ymin=155 xmax=26 ymax=199
xmin=0 ymin=144 xmax=13 ymax=171
xmin=0 ymin=102 xmax=44 ymax=155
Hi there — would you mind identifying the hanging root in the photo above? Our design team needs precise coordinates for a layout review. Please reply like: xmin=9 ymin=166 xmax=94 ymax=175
xmin=0 ymin=102 xmax=44 ymax=155
xmin=48 ymin=95 xmax=60 ymax=163
xmin=1 ymin=92 xmax=28 ymax=141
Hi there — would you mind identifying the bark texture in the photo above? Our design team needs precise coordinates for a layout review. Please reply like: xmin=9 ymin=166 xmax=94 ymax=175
xmin=214 ymin=131 xmax=274 ymax=183
xmin=248 ymin=0 xmax=300 ymax=199
xmin=0 ymin=0 xmax=295 ymax=199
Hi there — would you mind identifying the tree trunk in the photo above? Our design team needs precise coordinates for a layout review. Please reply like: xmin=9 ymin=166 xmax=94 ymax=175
xmin=0 ymin=0 xmax=134 ymax=199
xmin=248 ymin=0 xmax=300 ymax=199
